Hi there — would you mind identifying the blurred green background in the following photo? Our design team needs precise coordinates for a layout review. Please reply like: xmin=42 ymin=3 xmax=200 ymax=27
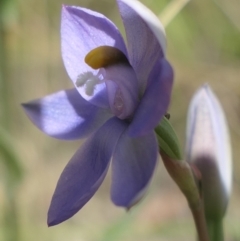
xmin=0 ymin=0 xmax=239 ymax=240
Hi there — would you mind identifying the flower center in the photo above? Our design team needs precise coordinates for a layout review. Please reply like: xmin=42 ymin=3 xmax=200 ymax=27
xmin=75 ymin=46 xmax=130 ymax=98
xmin=75 ymin=71 xmax=104 ymax=96
xmin=78 ymin=46 xmax=137 ymax=119
xmin=113 ymin=88 xmax=124 ymax=113
xmin=85 ymin=46 xmax=129 ymax=69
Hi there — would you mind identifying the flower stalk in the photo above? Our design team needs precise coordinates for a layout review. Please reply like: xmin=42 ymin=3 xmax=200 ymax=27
xmin=206 ymin=219 xmax=224 ymax=241
xmin=160 ymin=151 xmax=210 ymax=241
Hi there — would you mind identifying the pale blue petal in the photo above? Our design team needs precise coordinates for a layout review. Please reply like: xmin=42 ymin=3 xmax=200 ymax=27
xmin=117 ymin=0 xmax=166 ymax=93
xmin=128 ymin=58 xmax=173 ymax=137
xmin=111 ymin=130 xmax=158 ymax=208
xmin=22 ymin=88 xmax=112 ymax=140
xmin=48 ymin=117 xmax=127 ymax=226
xmin=61 ymin=5 xmax=127 ymax=107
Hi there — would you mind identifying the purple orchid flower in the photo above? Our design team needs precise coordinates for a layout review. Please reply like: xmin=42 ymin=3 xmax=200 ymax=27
xmin=23 ymin=0 xmax=173 ymax=226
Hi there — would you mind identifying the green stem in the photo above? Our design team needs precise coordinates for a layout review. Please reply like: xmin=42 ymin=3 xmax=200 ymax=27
xmin=190 ymin=202 xmax=211 ymax=241
xmin=3 ymin=191 xmax=20 ymax=241
xmin=0 ymin=2 xmax=10 ymax=130
xmin=161 ymin=152 xmax=210 ymax=241
xmin=211 ymin=0 xmax=240 ymax=32
xmin=206 ymin=219 xmax=224 ymax=241
xmin=159 ymin=0 xmax=192 ymax=27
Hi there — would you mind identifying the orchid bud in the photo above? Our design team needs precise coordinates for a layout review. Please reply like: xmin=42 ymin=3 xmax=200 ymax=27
xmin=155 ymin=116 xmax=182 ymax=160
xmin=186 ymin=84 xmax=232 ymax=220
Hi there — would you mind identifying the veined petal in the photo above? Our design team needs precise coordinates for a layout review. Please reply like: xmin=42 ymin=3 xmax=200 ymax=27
xmin=61 ymin=5 xmax=127 ymax=107
xmin=104 ymin=64 xmax=139 ymax=119
xmin=186 ymin=84 xmax=232 ymax=219
xmin=117 ymin=0 xmax=166 ymax=92
xmin=111 ymin=130 xmax=158 ymax=208
xmin=22 ymin=89 xmax=112 ymax=140
xmin=128 ymin=58 xmax=173 ymax=137
xmin=48 ymin=117 xmax=127 ymax=226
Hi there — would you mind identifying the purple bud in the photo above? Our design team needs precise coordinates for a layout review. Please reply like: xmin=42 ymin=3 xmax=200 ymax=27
xmin=186 ymin=84 xmax=232 ymax=219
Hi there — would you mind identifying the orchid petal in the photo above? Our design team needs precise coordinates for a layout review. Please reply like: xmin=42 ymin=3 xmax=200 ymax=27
xmin=48 ymin=117 xmax=127 ymax=226
xmin=128 ymin=58 xmax=173 ymax=137
xmin=117 ymin=0 xmax=166 ymax=92
xmin=111 ymin=130 xmax=158 ymax=208
xmin=22 ymin=89 xmax=112 ymax=140
xmin=104 ymin=64 xmax=139 ymax=119
xmin=61 ymin=5 xmax=127 ymax=107
xmin=186 ymin=84 xmax=232 ymax=218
